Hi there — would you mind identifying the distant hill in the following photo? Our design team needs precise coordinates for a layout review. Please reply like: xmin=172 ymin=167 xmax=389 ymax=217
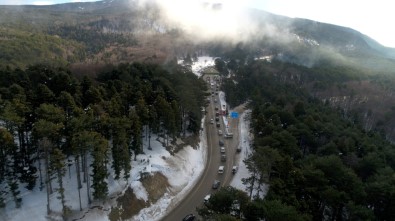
xmin=0 ymin=0 xmax=394 ymax=72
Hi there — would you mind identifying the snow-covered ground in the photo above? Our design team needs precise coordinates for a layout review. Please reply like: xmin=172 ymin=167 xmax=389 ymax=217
xmin=230 ymin=110 xmax=268 ymax=199
xmin=1 ymin=56 xmax=261 ymax=221
xmin=178 ymin=56 xmax=216 ymax=78
xmin=2 ymin=122 xmax=207 ymax=221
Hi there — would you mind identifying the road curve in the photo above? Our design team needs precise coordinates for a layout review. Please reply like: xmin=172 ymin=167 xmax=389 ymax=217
xmin=162 ymin=77 xmax=241 ymax=221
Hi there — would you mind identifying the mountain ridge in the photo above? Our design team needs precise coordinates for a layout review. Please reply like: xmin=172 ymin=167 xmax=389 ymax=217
xmin=0 ymin=0 xmax=394 ymax=72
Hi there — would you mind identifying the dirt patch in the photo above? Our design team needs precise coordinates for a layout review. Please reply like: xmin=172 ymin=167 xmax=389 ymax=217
xmin=161 ymin=134 xmax=200 ymax=155
xmin=108 ymin=187 xmax=148 ymax=221
xmin=141 ymin=172 xmax=170 ymax=204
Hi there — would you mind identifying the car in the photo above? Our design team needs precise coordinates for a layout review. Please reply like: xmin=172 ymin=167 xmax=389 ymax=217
xmin=220 ymin=146 xmax=225 ymax=153
xmin=182 ymin=214 xmax=196 ymax=221
xmin=221 ymin=154 xmax=226 ymax=162
xmin=218 ymin=166 xmax=224 ymax=174
xmin=216 ymin=122 xmax=220 ymax=128
xmin=232 ymin=166 xmax=238 ymax=174
xmin=210 ymin=118 xmax=214 ymax=124
xmin=212 ymin=180 xmax=220 ymax=189
xmin=218 ymin=130 xmax=223 ymax=135
xmin=204 ymin=194 xmax=211 ymax=204
xmin=219 ymin=140 xmax=224 ymax=146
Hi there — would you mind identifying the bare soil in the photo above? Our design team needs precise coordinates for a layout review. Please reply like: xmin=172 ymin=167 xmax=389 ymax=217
xmin=108 ymin=186 xmax=148 ymax=221
xmin=141 ymin=172 xmax=171 ymax=204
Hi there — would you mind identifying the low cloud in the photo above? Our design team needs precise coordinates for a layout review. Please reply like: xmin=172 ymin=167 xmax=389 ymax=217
xmin=139 ymin=0 xmax=264 ymax=43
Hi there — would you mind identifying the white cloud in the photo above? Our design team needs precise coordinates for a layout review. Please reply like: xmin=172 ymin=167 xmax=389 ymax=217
xmin=250 ymin=0 xmax=395 ymax=47
xmin=143 ymin=0 xmax=261 ymax=43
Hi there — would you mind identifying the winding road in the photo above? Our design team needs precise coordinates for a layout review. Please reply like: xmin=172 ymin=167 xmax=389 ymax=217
xmin=162 ymin=76 xmax=242 ymax=221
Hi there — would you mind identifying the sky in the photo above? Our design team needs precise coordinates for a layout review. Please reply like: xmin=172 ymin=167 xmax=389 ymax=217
xmin=0 ymin=0 xmax=394 ymax=48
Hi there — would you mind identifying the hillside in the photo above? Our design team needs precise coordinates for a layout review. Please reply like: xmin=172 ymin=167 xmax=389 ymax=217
xmin=1 ymin=0 xmax=395 ymax=72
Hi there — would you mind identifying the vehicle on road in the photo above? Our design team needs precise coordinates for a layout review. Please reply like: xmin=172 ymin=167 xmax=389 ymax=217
xmin=212 ymin=180 xmax=220 ymax=189
xmin=221 ymin=154 xmax=226 ymax=162
xmin=218 ymin=129 xmax=223 ymax=135
xmin=182 ymin=214 xmax=196 ymax=221
xmin=218 ymin=166 xmax=224 ymax=174
xmin=225 ymin=132 xmax=233 ymax=138
xmin=232 ymin=166 xmax=238 ymax=174
xmin=216 ymin=122 xmax=220 ymax=128
xmin=220 ymin=146 xmax=225 ymax=153
xmin=204 ymin=194 xmax=211 ymax=204
xmin=219 ymin=140 xmax=224 ymax=146
xmin=210 ymin=118 xmax=214 ymax=124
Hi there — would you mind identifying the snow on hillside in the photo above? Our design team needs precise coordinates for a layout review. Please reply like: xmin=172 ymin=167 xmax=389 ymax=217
xmin=1 ymin=55 xmax=258 ymax=221
xmin=2 ymin=125 xmax=207 ymax=221
xmin=230 ymin=110 xmax=268 ymax=199
xmin=178 ymin=56 xmax=216 ymax=78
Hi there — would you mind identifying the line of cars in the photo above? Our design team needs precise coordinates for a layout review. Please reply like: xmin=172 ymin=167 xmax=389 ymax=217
xmin=189 ymin=75 xmax=238 ymax=221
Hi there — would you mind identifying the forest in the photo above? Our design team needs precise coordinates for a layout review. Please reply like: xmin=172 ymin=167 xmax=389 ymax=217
xmin=0 ymin=62 xmax=206 ymax=217
xmin=200 ymin=60 xmax=395 ymax=220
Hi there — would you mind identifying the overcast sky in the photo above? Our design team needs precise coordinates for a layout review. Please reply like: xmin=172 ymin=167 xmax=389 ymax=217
xmin=0 ymin=0 xmax=394 ymax=48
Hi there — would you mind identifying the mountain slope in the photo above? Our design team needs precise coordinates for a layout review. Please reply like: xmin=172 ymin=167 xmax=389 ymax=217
xmin=0 ymin=0 xmax=394 ymax=72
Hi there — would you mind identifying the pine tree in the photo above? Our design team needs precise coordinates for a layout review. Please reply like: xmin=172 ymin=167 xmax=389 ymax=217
xmin=111 ymin=117 xmax=131 ymax=181
xmin=90 ymin=134 xmax=109 ymax=200
xmin=50 ymin=148 xmax=70 ymax=218
xmin=0 ymin=128 xmax=15 ymax=208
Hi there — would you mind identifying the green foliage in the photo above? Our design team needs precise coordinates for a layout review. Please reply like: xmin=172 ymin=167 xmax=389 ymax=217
xmin=0 ymin=27 xmax=84 ymax=68
xmin=217 ymin=59 xmax=395 ymax=220
xmin=0 ymin=61 xmax=204 ymax=209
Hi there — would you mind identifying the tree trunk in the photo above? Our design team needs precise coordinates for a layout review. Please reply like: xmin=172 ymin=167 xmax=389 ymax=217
xmin=249 ymin=170 xmax=256 ymax=199
xmin=82 ymin=151 xmax=86 ymax=183
xmin=75 ymin=155 xmax=82 ymax=211
xmin=37 ymin=145 xmax=44 ymax=191
xmin=45 ymin=154 xmax=51 ymax=214
xmin=148 ymin=126 xmax=151 ymax=150
xmin=57 ymin=170 xmax=65 ymax=216
xmin=85 ymin=151 xmax=91 ymax=204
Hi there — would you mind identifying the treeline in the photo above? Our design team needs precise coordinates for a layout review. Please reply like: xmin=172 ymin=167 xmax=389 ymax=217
xmin=0 ymin=28 xmax=85 ymax=68
xmin=0 ymin=63 xmax=206 ymax=216
xmin=206 ymin=60 xmax=395 ymax=220
xmin=48 ymin=24 xmax=138 ymax=55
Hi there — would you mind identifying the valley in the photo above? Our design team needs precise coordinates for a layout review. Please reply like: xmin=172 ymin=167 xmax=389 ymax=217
xmin=1 ymin=0 xmax=395 ymax=220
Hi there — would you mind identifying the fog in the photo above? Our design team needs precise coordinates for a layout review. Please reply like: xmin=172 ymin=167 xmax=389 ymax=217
xmin=137 ymin=0 xmax=285 ymax=43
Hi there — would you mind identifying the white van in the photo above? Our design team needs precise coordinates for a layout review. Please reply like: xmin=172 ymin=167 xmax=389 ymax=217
xmin=232 ymin=166 xmax=238 ymax=174
xmin=204 ymin=194 xmax=211 ymax=204
xmin=225 ymin=132 xmax=233 ymax=138
xmin=218 ymin=166 xmax=224 ymax=174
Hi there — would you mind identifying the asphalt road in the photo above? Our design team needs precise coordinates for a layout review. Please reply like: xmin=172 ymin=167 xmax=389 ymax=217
xmin=162 ymin=77 xmax=241 ymax=221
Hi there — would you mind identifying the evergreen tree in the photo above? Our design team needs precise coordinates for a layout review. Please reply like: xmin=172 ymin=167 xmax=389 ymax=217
xmin=90 ymin=134 xmax=109 ymax=200
xmin=0 ymin=128 xmax=16 ymax=208
xmin=111 ymin=117 xmax=131 ymax=181
xmin=50 ymin=148 xmax=70 ymax=218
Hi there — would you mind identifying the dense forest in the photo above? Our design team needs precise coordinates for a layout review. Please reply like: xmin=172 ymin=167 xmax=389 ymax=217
xmin=199 ymin=60 xmax=395 ymax=220
xmin=0 ymin=62 xmax=206 ymax=217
